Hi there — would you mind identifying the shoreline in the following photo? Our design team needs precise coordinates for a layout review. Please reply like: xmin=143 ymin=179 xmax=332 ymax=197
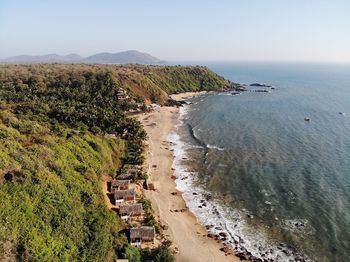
xmin=138 ymin=91 xmax=309 ymax=262
xmin=137 ymin=92 xmax=239 ymax=262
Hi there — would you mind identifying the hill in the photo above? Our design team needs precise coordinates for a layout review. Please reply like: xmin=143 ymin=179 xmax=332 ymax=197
xmin=0 ymin=50 xmax=162 ymax=64
xmin=85 ymin=50 xmax=162 ymax=64
xmin=1 ymin=53 xmax=84 ymax=63
xmin=0 ymin=64 xmax=235 ymax=261
xmin=0 ymin=64 xmax=234 ymax=104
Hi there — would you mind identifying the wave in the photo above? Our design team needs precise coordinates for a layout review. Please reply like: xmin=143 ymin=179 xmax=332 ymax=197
xmin=186 ymin=123 xmax=207 ymax=148
xmin=186 ymin=124 xmax=225 ymax=151
xmin=207 ymin=144 xmax=225 ymax=151
xmin=168 ymin=105 xmax=311 ymax=262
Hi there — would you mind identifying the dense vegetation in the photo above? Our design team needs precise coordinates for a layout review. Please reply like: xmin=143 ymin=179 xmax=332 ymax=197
xmin=117 ymin=240 xmax=174 ymax=262
xmin=111 ymin=64 xmax=233 ymax=103
xmin=0 ymin=110 xmax=125 ymax=261
xmin=0 ymin=64 xmax=232 ymax=261
xmin=0 ymin=64 xmax=232 ymax=105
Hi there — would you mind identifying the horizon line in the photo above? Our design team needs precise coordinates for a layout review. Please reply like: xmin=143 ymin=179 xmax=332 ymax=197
xmin=1 ymin=52 xmax=350 ymax=65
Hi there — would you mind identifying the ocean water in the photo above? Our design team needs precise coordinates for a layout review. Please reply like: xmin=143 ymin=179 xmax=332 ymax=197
xmin=170 ymin=62 xmax=350 ymax=261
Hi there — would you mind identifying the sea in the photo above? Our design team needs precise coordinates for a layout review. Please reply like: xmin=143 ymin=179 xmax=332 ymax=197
xmin=168 ymin=62 xmax=350 ymax=262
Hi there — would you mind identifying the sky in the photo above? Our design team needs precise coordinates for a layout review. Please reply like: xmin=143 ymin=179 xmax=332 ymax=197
xmin=1 ymin=0 xmax=350 ymax=62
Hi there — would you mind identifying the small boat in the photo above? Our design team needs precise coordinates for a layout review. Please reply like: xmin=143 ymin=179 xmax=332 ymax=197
xmin=339 ymin=112 xmax=346 ymax=116
xmin=304 ymin=118 xmax=310 ymax=122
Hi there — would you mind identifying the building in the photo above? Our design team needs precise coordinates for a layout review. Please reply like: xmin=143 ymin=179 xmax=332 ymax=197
xmin=117 ymin=165 xmax=141 ymax=180
xmin=129 ymin=226 xmax=155 ymax=246
xmin=119 ymin=203 xmax=143 ymax=221
xmin=117 ymin=172 xmax=134 ymax=180
xmin=111 ymin=179 xmax=131 ymax=191
xmin=116 ymin=88 xmax=129 ymax=100
xmin=114 ymin=189 xmax=136 ymax=204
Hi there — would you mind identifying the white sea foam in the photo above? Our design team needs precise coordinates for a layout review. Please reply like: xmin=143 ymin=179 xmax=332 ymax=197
xmin=207 ymin=144 xmax=225 ymax=151
xmin=283 ymin=219 xmax=315 ymax=235
xmin=167 ymin=104 xmax=311 ymax=262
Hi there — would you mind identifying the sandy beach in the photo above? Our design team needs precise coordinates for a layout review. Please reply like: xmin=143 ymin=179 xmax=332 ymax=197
xmin=137 ymin=92 xmax=239 ymax=262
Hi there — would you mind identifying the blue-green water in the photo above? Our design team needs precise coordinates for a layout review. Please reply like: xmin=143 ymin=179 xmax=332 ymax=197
xmin=175 ymin=62 xmax=350 ymax=261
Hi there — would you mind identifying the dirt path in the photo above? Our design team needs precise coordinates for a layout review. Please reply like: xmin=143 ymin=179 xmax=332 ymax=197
xmin=101 ymin=175 xmax=115 ymax=210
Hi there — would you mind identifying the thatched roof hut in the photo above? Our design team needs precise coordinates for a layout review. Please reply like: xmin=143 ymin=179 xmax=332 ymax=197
xmin=111 ymin=179 xmax=131 ymax=190
xmin=118 ymin=165 xmax=141 ymax=180
xmin=119 ymin=203 xmax=143 ymax=218
xmin=117 ymin=173 xmax=134 ymax=180
xmin=114 ymin=189 xmax=136 ymax=203
xmin=130 ymin=226 xmax=155 ymax=245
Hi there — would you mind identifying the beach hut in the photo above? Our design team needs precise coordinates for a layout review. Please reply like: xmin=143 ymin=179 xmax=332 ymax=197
xmin=118 ymin=203 xmax=143 ymax=220
xmin=114 ymin=189 xmax=136 ymax=204
xmin=117 ymin=172 xmax=134 ymax=180
xmin=111 ymin=179 xmax=131 ymax=191
xmin=129 ymin=226 xmax=155 ymax=246
xmin=117 ymin=165 xmax=141 ymax=180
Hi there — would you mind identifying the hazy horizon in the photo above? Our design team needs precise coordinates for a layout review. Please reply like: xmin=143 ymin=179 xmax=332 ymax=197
xmin=1 ymin=0 xmax=350 ymax=62
xmin=2 ymin=51 xmax=350 ymax=64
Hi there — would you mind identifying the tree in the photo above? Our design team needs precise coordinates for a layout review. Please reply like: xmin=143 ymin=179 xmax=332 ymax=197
xmin=124 ymin=245 xmax=141 ymax=262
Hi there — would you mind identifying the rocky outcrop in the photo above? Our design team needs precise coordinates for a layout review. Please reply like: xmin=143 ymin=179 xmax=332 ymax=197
xmin=250 ymin=83 xmax=271 ymax=87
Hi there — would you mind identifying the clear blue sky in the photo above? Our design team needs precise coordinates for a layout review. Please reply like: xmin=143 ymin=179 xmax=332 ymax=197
xmin=1 ymin=0 xmax=349 ymax=62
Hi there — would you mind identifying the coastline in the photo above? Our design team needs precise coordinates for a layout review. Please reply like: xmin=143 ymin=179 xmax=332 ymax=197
xmin=137 ymin=92 xmax=239 ymax=262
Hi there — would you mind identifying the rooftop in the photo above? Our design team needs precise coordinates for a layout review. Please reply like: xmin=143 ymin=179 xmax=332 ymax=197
xmin=111 ymin=179 xmax=131 ymax=188
xmin=114 ymin=189 xmax=136 ymax=198
xmin=119 ymin=203 xmax=143 ymax=215
xmin=130 ymin=226 xmax=155 ymax=239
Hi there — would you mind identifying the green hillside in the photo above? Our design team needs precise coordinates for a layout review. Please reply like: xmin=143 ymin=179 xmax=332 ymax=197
xmin=0 ymin=64 xmax=233 ymax=261
xmin=0 ymin=110 xmax=124 ymax=261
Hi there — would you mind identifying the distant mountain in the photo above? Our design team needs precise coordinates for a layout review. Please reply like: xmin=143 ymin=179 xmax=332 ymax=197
xmin=0 ymin=50 xmax=163 ymax=64
xmin=85 ymin=50 xmax=162 ymax=64
xmin=64 ymin=53 xmax=84 ymax=61
xmin=1 ymin=54 xmax=84 ymax=63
